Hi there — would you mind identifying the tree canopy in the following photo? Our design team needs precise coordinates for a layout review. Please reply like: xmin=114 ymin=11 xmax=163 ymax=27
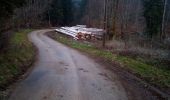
xmin=0 ymin=0 xmax=25 ymax=30
xmin=46 ymin=0 xmax=73 ymax=26
xmin=143 ymin=0 xmax=164 ymax=38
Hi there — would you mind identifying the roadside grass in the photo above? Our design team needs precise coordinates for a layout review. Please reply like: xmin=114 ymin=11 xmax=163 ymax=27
xmin=0 ymin=29 xmax=35 ymax=90
xmin=48 ymin=32 xmax=170 ymax=90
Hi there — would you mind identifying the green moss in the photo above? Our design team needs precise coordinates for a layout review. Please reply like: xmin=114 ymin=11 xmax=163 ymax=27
xmin=0 ymin=29 xmax=35 ymax=89
xmin=51 ymin=33 xmax=170 ymax=88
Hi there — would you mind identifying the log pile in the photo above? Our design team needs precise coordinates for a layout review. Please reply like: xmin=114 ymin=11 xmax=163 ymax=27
xmin=55 ymin=25 xmax=104 ymax=41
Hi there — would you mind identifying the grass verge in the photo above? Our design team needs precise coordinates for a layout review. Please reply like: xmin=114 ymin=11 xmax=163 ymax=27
xmin=48 ymin=32 xmax=170 ymax=91
xmin=0 ymin=29 xmax=35 ymax=91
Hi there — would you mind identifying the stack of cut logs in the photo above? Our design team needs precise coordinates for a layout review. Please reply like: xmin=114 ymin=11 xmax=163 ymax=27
xmin=55 ymin=25 xmax=104 ymax=41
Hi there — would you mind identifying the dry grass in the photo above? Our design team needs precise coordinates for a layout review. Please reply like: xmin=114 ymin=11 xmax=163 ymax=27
xmin=106 ymin=36 xmax=170 ymax=70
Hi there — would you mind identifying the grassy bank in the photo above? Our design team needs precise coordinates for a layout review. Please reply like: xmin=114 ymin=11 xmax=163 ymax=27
xmin=0 ymin=29 xmax=35 ymax=91
xmin=48 ymin=32 xmax=170 ymax=91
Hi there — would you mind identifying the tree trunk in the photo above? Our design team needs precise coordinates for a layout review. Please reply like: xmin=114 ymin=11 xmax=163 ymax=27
xmin=161 ymin=0 xmax=167 ymax=41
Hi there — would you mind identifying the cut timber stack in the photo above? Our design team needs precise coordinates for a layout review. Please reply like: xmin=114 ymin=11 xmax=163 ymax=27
xmin=55 ymin=25 xmax=104 ymax=40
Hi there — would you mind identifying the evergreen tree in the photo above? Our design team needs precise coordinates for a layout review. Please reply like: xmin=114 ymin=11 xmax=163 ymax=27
xmin=78 ymin=0 xmax=88 ymax=19
xmin=48 ymin=0 xmax=64 ymax=26
xmin=0 ymin=0 xmax=25 ymax=30
xmin=47 ymin=0 xmax=73 ymax=26
xmin=61 ymin=0 xmax=73 ymax=25
xmin=143 ymin=0 xmax=164 ymax=38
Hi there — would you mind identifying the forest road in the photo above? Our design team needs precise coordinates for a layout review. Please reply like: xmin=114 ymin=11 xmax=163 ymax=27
xmin=9 ymin=29 xmax=128 ymax=100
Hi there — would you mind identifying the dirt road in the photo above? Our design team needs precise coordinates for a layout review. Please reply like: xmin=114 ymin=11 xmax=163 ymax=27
xmin=9 ymin=30 xmax=128 ymax=100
